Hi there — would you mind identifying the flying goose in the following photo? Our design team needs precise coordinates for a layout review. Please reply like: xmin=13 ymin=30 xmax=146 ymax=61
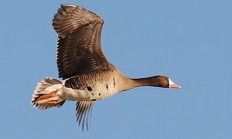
xmin=31 ymin=4 xmax=181 ymax=131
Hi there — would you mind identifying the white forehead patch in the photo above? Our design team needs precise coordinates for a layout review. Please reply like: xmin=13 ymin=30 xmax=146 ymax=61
xmin=168 ymin=78 xmax=175 ymax=85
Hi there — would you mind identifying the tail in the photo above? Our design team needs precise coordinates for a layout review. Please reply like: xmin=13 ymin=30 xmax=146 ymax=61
xmin=31 ymin=77 xmax=65 ymax=109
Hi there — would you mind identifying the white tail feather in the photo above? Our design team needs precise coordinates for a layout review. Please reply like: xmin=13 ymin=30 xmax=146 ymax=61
xmin=31 ymin=77 xmax=65 ymax=109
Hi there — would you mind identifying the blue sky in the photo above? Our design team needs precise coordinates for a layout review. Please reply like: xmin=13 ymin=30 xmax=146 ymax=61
xmin=1 ymin=0 xmax=232 ymax=138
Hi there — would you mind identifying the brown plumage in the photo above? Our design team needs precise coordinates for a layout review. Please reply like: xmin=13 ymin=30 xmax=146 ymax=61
xmin=31 ymin=4 xmax=180 ymax=131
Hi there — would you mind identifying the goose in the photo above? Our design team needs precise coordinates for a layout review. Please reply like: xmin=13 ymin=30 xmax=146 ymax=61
xmin=31 ymin=4 xmax=181 ymax=131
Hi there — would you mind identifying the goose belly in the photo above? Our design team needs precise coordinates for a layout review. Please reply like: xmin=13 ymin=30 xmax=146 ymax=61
xmin=60 ymin=82 xmax=118 ymax=101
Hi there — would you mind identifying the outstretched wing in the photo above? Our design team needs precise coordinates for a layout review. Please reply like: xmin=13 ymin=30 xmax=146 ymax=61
xmin=53 ymin=4 xmax=111 ymax=79
xmin=76 ymin=101 xmax=94 ymax=131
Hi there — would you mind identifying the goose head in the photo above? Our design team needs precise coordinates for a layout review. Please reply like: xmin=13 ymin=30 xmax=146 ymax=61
xmin=154 ymin=76 xmax=181 ymax=89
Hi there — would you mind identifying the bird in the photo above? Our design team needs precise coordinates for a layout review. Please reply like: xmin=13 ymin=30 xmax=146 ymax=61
xmin=31 ymin=4 xmax=181 ymax=131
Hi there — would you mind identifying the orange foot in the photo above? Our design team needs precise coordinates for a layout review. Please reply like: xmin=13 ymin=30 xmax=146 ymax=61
xmin=43 ymin=100 xmax=58 ymax=104
xmin=36 ymin=91 xmax=58 ymax=104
